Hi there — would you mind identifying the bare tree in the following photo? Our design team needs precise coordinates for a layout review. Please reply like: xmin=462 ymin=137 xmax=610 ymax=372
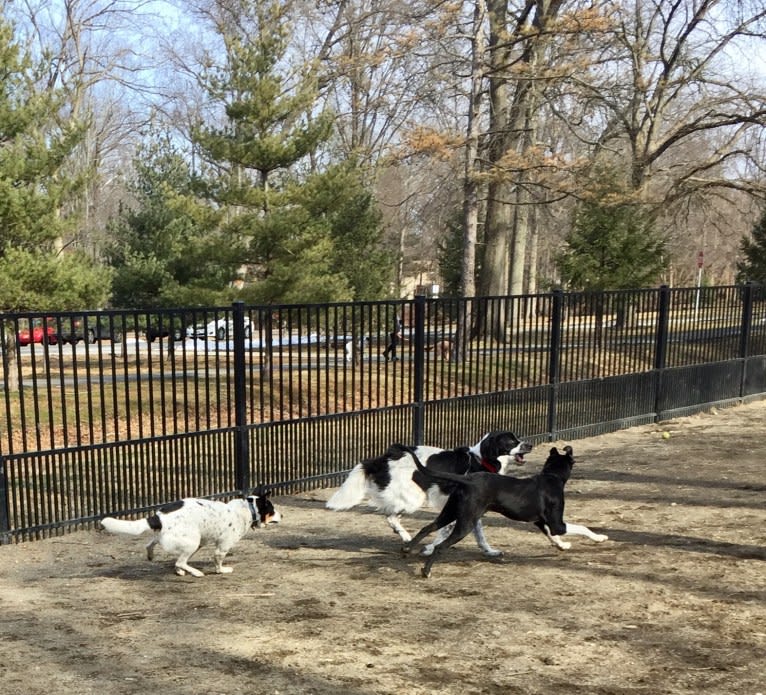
xmin=11 ymin=0 xmax=163 ymax=257
xmin=571 ymin=1 xmax=766 ymax=262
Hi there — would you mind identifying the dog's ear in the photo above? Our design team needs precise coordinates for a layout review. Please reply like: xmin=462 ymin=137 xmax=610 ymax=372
xmin=252 ymin=484 xmax=270 ymax=499
xmin=564 ymin=445 xmax=573 ymax=456
xmin=549 ymin=446 xmax=559 ymax=455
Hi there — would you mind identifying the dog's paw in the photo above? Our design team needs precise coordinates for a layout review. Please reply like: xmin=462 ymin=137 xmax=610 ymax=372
xmin=420 ymin=545 xmax=434 ymax=557
xmin=593 ymin=534 xmax=609 ymax=543
xmin=176 ymin=565 xmax=204 ymax=577
xmin=421 ymin=567 xmax=431 ymax=579
xmin=558 ymin=541 xmax=572 ymax=551
xmin=217 ymin=567 xmax=234 ymax=574
xmin=483 ymin=549 xmax=504 ymax=559
xmin=401 ymin=544 xmax=412 ymax=555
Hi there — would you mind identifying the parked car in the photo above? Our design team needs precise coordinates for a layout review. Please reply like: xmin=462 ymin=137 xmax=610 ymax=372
xmin=17 ymin=318 xmax=58 ymax=346
xmin=191 ymin=316 xmax=253 ymax=341
xmin=56 ymin=315 xmax=122 ymax=344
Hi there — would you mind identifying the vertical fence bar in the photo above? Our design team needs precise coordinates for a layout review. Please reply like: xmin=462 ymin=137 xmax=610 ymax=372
xmin=0 ymin=456 xmax=10 ymax=543
xmin=547 ymin=288 xmax=563 ymax=440
xmin=739 ymin=282 xmax=755 ymax=398
xmin=232 ymin=300 xmax=250 ymax=493
xmin=411 ymin=294 xmax=427 ymax=444
xmin=653 ymin=285 xmax=671 ymax=419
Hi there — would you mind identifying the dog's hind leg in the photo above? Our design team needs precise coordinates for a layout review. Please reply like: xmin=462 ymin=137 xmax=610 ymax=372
xmin=564 ymin=522 xmax=608 ymax=543
xmin=472 ymin=520 xmax=503 ymax=557
xmin=169 ymin=540 xmax=205 ymax=577
xmin=422 ymin=520 xmax=501 ymax=557
xmin=386 ymin=514 xmax=412 ymax=543
xmin=213 ymin=549 xmax=234 ymax=574
xmin=146 ymin=538 xmax=159 ymax=561
xmin=421 ymin=518 xmax=477 ymax=578
xmin=421 ymin=521 xmax=456 ymax=556
xmin=402 ymin=519 xmax=440 ymax=554
xmin=174 ymin=551 xmax=205 ymax=577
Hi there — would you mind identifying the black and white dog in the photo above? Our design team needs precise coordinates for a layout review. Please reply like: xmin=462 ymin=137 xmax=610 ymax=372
xmin=326 ymin=431 xmax=532 ymax=555
xmin=402 ymin=445 xmax=608 ymax=577
xmin=101 ymin=492 xmax=281 ymax=577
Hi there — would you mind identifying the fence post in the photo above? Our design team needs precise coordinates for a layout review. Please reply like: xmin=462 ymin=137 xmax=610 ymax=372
xmin=0 ymin=456 xmax=10 ymax=544
xmin=653 ymin=285 xmax=671 ymax=420
xmin=232 ymin=301 xmax=250 ymax=494
xmin=739 ymin=282 xmax=755 ymax=398
xmin=546 ymin=288 xmax=563 ymax=440
xmin=412 ymin=294 xmax=427 ymax=445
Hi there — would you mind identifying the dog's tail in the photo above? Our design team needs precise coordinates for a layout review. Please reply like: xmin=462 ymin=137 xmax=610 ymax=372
xmin=326 ymin=464 xmax=368 ymax=510
xmin=408 ymin=448 xmax=470 ymax=486
xmin=100 ymin=516 xmax=155 ymax=536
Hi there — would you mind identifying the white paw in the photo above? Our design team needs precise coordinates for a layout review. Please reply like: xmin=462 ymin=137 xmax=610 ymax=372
xmin=483 ymin=548 xmax=503 ymax=557
xmin=593 ymin=534 xmax=609 ymax=542
xmin=175 ymin=567 xmax=186 ymax=576
xmin=398 ymin=531 xmax=412 ymax=543
xmin=217 ymin=567 xmax=234 ymax=574
xmin=558 ymin=541 xmax=572 ymax=551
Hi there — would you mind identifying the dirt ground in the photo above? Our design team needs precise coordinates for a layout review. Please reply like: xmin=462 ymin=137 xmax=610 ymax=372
xmin=2 ymin=401 xmax=765 ymax=695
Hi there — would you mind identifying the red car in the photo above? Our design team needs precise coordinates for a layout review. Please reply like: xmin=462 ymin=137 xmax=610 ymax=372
xmin=17 ymin=318 xmax=58 ymax=346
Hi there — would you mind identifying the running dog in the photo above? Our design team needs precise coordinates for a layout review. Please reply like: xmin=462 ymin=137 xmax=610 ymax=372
xmin=101 ymin=492 xmax=281 ymax=577
xmin=425 ymin=339 xmax=453 ymax=361
xmin=326 ymin=431 xmax=532 ymax=555
xmin=402 ymin=445 xmax=608 ymax=577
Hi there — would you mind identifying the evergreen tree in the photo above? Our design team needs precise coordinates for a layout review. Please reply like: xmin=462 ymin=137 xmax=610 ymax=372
xmin=192 ymin=0 xmax=389 ymax=303
xmin=736 ymin=207 xmax=766 ymax=288
xmin=438 ymin=208 xmax=472 ymax=297
xmin=107 ymin=135 xmax=239 ymax=308
xmin=0 ymin=18 xmax=107 ymax=310
xmin=556 ymin=172 xmax=667 ymax=291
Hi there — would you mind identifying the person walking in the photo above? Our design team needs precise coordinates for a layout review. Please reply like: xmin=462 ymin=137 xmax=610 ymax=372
xmin=382 ymin=313 xmax=403 ymax=361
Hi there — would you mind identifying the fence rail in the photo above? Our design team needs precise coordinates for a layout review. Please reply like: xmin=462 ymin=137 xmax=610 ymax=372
xmin=2 ymin=284 xmax=765 ymax=541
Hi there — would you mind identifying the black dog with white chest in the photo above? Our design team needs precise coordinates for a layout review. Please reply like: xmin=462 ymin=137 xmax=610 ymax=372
xmin=402 ymin=445 xmax=608 ymax=578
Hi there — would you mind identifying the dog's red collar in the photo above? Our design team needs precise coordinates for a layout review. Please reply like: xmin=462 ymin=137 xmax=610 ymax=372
xmin=480 ymin=458 xmax=499 ymax=473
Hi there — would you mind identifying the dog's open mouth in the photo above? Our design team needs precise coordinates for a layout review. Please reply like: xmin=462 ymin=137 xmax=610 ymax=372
xmin=514 ymin=453 xmax=526 ymax=465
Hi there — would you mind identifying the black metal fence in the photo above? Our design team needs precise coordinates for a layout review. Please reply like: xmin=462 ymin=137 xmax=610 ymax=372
xmin=2 ymin=284 xmax=765 ymax=541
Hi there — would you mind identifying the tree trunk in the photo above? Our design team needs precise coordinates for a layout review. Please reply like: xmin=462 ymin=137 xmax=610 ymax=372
xmin=479 ymin=0 xmax=563 ymax=336
xmin=456 ymin=0 xmax=488 ymax=361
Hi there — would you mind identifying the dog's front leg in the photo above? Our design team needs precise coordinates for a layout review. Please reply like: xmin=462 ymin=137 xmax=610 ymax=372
xmin=564 ymin=522 xmax=608 ymax=543
xmin=386 ymin=514 xmax=412 ymax=543
xmin=472 ymin=520 xmax=503 ymax=557
xmin=542 ymin=524 xmax=572 ymax=551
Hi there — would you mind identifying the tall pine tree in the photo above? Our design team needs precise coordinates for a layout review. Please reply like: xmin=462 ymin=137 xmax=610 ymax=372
xmin=556 ymin=169 xmax=667 ymax=291
xmin=192 ymin=0 xmax=391 ymax=303
xmin=107 ymin=134 xmax=238 ymax=308
xmin=0 ymin=18 xmax=109 ymax=311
